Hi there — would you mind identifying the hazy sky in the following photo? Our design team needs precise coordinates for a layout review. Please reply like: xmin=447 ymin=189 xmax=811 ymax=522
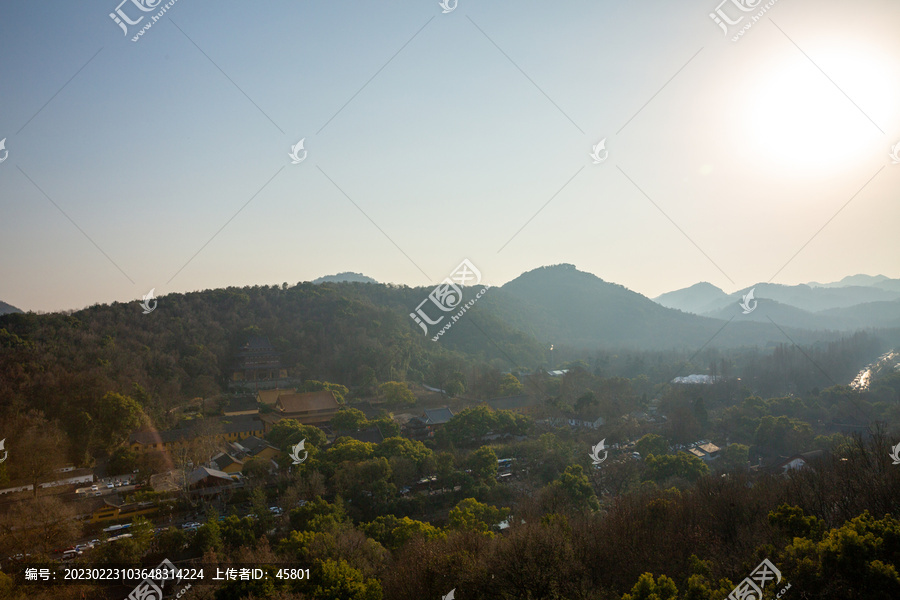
xmin=1 ymin=0 xmax=899 ymax=312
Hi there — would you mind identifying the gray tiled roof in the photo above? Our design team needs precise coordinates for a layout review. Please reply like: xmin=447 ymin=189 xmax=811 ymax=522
xmin=423 ymin=407 xmax=454 ymax=425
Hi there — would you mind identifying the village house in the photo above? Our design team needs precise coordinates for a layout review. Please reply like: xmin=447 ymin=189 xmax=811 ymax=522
xmin=404 ymin=407 xmax=454 ymax=441
xmin=230 ymin=435 xmax=281 ymax=462
xmin=210 ymin=452 xmax=244 ymax=474
xmin=684 ymin=441 xmax=721 ymax=462
xmin=186 ymin=467 xmax=242 ymax=496
xmin=767 ymin=450 xmax=825 ymax=475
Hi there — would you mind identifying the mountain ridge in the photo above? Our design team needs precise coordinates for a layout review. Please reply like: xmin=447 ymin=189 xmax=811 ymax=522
xmin=654 ymin=276 xmax=900 ymax=319
xmin=312 ymin=272 xmax=379 ymax=284
xmin=0 ymin=300 xmax=23 ymax=316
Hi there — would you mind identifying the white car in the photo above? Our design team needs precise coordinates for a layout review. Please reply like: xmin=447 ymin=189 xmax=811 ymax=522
xmin=268 ymin=506 xmax=283 ymax=515
xmin=106 ymin=483 xmax=115 ymax=489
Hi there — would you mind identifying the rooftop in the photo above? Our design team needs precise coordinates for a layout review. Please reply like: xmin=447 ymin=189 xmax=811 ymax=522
xmin=276 ymin=390 xmax=341 ymax=414
xmin=224 ymin=395 xmax=258 ymax=414
xmin=697 ymin=443 xmax=721 ymax=454
xmin=257 ymin=388 xmax=294 ymax=405
xmin=234 ymin=435 xmax=279 ymax=457
xmin=423 ymin=407 xmax=455 ymax=425
xmin=211 ymin=452 xmax=243 ymax=471
xmin=187 ymin=466 xmax=237 ymax=487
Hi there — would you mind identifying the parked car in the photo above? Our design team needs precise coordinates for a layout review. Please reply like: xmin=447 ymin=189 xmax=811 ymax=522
xmin=181 ymin=522 xmax=202 ymax=531
xmin=61 ymin=550 xmax=82 ymax=561
xmin=90 ymin=485 xmax=99 ymax=491
xmin=268 ymin=506 xmax=283 ymax=515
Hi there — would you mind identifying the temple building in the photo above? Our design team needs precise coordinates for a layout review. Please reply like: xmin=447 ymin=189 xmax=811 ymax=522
xmin=231 ymin=337 xmax=286 ymax=383
xmin=260 ymin=390 xmax=341 ymax=430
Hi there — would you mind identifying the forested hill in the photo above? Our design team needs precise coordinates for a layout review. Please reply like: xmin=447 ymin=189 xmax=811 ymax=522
xmin=490 ymin=264 xmax=724 ymax=349
xmin=312 ymin=272 xmax=379 ymax=284
xmin=0 ymin=284 xmax=490 ymax=419
xmin=0 ymin=300 xmax=22 ymax=315
xmin=0 ymin=264 xmax=881 ymax=429
xmin=476 ymin=264 xmax=837 ymax=351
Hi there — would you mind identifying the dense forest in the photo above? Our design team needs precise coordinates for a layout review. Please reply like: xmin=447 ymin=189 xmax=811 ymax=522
xmin=3 ymin=424 xmax=900 ymax=599
xmin=2 ymin=269 xmax=900 ymax=599
xmin=0 ymin=270 xmax=898 ymax=466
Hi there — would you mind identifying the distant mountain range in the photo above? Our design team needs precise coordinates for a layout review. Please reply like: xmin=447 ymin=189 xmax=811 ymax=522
xmin=652 ymin=276 xmax=900 ymax=332
xmin=437 ymin=265 xmax=847 ymax=352
xmin=312 ymin=272 xmax=379 ymax=284
xmin=4 ymin=268 xmax=897 ymax=357
xmin=807 ymin=274 xmax=900 ymax=291
xmin=0 ymin=300 xmax=22 ymax=315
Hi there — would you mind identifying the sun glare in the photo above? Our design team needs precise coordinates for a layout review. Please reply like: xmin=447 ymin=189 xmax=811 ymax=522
xmin=745 ymin=47 xmax=895 ymax=171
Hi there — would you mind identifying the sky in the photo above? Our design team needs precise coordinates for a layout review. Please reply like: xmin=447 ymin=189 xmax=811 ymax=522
xmin=1 ymin=0 xmax=899 ymax=313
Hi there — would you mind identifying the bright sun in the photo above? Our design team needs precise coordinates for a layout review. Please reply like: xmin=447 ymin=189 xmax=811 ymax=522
xmin=745 ymin=47 xmax=895 ymax=171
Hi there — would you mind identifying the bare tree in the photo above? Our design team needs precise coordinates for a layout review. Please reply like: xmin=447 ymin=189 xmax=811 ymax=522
xmin=0 ymin=496 xmax=79 ymax=557
xmin=5 ymin=411 xmax=68 ymax=498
